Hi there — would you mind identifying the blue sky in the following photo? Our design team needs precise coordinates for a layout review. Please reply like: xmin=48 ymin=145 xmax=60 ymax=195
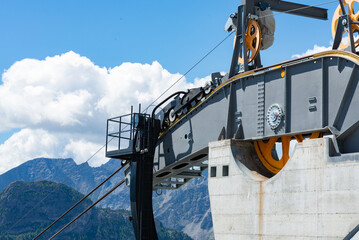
xmin=0 ymin=0 xmax=336 ymax=78
xmin=0 ymin=0 xmax=340 ymax=172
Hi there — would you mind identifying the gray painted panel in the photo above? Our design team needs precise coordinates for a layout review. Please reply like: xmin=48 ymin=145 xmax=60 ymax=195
xmin=334 ymin=65 xmax=359 ymax=134
xmin=241 ymin=76 xmax=264 ymax=138
xmin=290 ymin=60 xmax=323 ymax=132
xmin=264 ymin=69 xmax=286 ymax=137
xmin=154 ymin=86 xmax=230 ymax=171
xmin=153 ymin=53 xmax=359 ymax=176
xmin=327 ymin=58 xmax=353 ymax=127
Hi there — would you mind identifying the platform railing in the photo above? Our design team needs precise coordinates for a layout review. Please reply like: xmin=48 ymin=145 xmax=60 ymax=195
xmin=106 ymin=106 xmax=135 ymax=158
xmin=105 ymin=107 xmax=152 ymax=159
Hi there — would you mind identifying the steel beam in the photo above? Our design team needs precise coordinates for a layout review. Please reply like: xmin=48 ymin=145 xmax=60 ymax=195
xmin=262 ymin=0 xmax=328 ymax=20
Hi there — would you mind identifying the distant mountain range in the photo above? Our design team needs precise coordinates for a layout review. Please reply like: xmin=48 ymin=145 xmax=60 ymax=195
xmin=0 ymin=158 xmax=213 ymax=240
xmin=0 ymin=180 xmax=192 ymax=240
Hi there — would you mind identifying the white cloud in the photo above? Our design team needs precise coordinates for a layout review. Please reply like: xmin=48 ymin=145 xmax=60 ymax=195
xmin=291 ymin=44 xmax=331 ymax=59
xmin=0 ymin=51 xmax=107 ymax=131
xmin=62 ymin=139 xmax=106 ymax=166
xmin=96 ymin=61 xmax=187 ymax=116
xmin=292 ymin=36 xmax=359 ymax=59
xmin=0 ymin=51 xmax=210 ymax=173
xmin=0 ymin=129 xmax=59 ymax=173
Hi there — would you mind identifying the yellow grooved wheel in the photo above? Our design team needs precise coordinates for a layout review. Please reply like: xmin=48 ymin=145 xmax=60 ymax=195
xmin=332 ymin=0 xmax=359 ymax=49
xmin=234 ymin=19 xmax=261 ymax=64
xmin=253 ymin=132 xmax=321 ymax=174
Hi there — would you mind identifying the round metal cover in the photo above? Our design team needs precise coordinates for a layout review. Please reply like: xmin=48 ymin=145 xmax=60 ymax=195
xmin=266 ymin=104 xmax=283 ymax=130
xmin=168 ymin=109 xmax=176 ymax=123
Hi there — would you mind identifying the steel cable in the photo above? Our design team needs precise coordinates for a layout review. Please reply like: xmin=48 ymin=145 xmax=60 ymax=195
xmin=1 ymin=138 xmax=113 ymax=238
xmin=32 ymin=161 xmax=128 ymax=240
xmin=2 ymin=0 xmax=341 ymax=237
xmin=1 ymin=5 xmax=234 ymax=239
xmin=48 ymin=179 xmax=126 ymax=240
xmin=142 ymin=31 xmax=234 ymax=114
xmin=141 ymin=0 xmax=339 ymax=114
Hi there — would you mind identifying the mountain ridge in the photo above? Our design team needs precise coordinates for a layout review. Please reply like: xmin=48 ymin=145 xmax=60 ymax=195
xmin=0 ymin=158 xmax=214 ymax=240
xmin=0 ymin=180 xmax=192 ymax=240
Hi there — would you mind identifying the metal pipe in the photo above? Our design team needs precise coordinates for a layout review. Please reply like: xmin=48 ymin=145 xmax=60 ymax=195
xmin=151 ymin=91 xmax=186 ymax=119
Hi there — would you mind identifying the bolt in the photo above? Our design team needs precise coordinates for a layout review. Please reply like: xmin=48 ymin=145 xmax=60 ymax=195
xmin=342 ymin=18 xmax=348 ymax=26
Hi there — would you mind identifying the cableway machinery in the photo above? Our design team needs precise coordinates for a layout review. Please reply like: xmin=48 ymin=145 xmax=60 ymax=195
xmin=105 ymin=0 xmax=359 ymax=239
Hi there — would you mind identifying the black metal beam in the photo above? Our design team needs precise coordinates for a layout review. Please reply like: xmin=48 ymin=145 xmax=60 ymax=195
xmin=229 ymin=0 xmax=328 ymax=77
xmin=229 ymin=8 xmax=242 ymax=78
xmin=129 ymin=118 xmax=161 ymax=240
xmin=260 ymin=0 xmax=328 ymax=20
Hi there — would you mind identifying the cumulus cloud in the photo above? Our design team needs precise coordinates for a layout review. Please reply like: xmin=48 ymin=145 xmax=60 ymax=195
xmin=292 ymin=36 xmax=359 ymax=59
xmin=0 ymin=129 xmax=59 ymax=173
xmin=62 ymin=139 xmax=106 ymax=166
xmin=0 ymin=51 xmax=210 ymax=173
xmin=0 ymin=52 xmax=105 ymax=131
xmin=291 ymin=44 xmax=332 ymax=59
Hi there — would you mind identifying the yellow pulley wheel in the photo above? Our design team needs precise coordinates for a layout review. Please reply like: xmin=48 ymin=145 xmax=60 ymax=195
xmin=253 ymin=132 xmax=321 ymax=174
xmin=332 ymin=0 xmax=359 ymax=49
xmin=234 ymin=19 xmax=261 ymax=64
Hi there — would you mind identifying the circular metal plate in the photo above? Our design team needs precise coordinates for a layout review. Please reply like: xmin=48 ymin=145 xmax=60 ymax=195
xmin=266 ymin=104 xmax=283 ymax=130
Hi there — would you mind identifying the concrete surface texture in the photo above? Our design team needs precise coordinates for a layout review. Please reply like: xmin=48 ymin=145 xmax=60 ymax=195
xmin=208 ymin=138 xmax=359 ymax=239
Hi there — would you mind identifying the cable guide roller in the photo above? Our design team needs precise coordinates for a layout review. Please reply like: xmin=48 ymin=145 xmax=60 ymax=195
xmin=228 ymin=0 xmax=328 ymax=76
xmin=103 ymin=1 xmax=359 ymax=240
xmin=332 ymin=0 xmax=359 ymax=52
xmin=22 ymin=2 xmax=359 ymax=240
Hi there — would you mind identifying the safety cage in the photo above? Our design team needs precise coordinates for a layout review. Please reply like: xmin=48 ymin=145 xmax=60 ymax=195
xmin=105 ymin=107 xmax=152 ymax=160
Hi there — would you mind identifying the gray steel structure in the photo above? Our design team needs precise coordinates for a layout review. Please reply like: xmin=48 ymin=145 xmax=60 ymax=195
xmin=152 ymin=51 xmax=359 ymax=187
xmin=105 ymin=1 xmax=359 ymax=238
xmin=148 ymin=0 xmax=331 ymax=188
xmin=107 ymin=0 xmax=359 ymax=189
xmin=229 ymin=0 xmax=327 ymax=74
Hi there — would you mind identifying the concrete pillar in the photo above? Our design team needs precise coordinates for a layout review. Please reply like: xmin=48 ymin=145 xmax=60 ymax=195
xmin=208 ymin=138 xmax=359 ymax=239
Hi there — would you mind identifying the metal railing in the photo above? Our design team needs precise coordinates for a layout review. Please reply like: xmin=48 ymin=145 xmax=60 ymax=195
xmin=106 ymin=107 xmax=135 ymax=158
xmin=105 ymin=106 xmax=151 ymax=159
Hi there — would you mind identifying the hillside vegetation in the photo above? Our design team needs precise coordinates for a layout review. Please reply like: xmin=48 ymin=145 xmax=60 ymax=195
xmin=0 ymin=180 xmax=192 ymax=240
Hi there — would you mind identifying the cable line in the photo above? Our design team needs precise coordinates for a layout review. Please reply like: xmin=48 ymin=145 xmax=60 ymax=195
xmin=141 ymin=0 xmax=339 ymax=115
xmin=142 ymin=31 xmax=234 ymax=114
xmin=44 ymin=1 xmax=341 ymax=239
xmin=2 ymin=139 xmax=113 ymax=238
xmin=32 ymin=161 xmax=128 ymax=240
xmin=48 ymin=179 xmax=126 ymax=240
xmin=2 ymin=1 xmax=340 ymax=238
xmin=259 ymin=0 xmax=338 ymax=19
